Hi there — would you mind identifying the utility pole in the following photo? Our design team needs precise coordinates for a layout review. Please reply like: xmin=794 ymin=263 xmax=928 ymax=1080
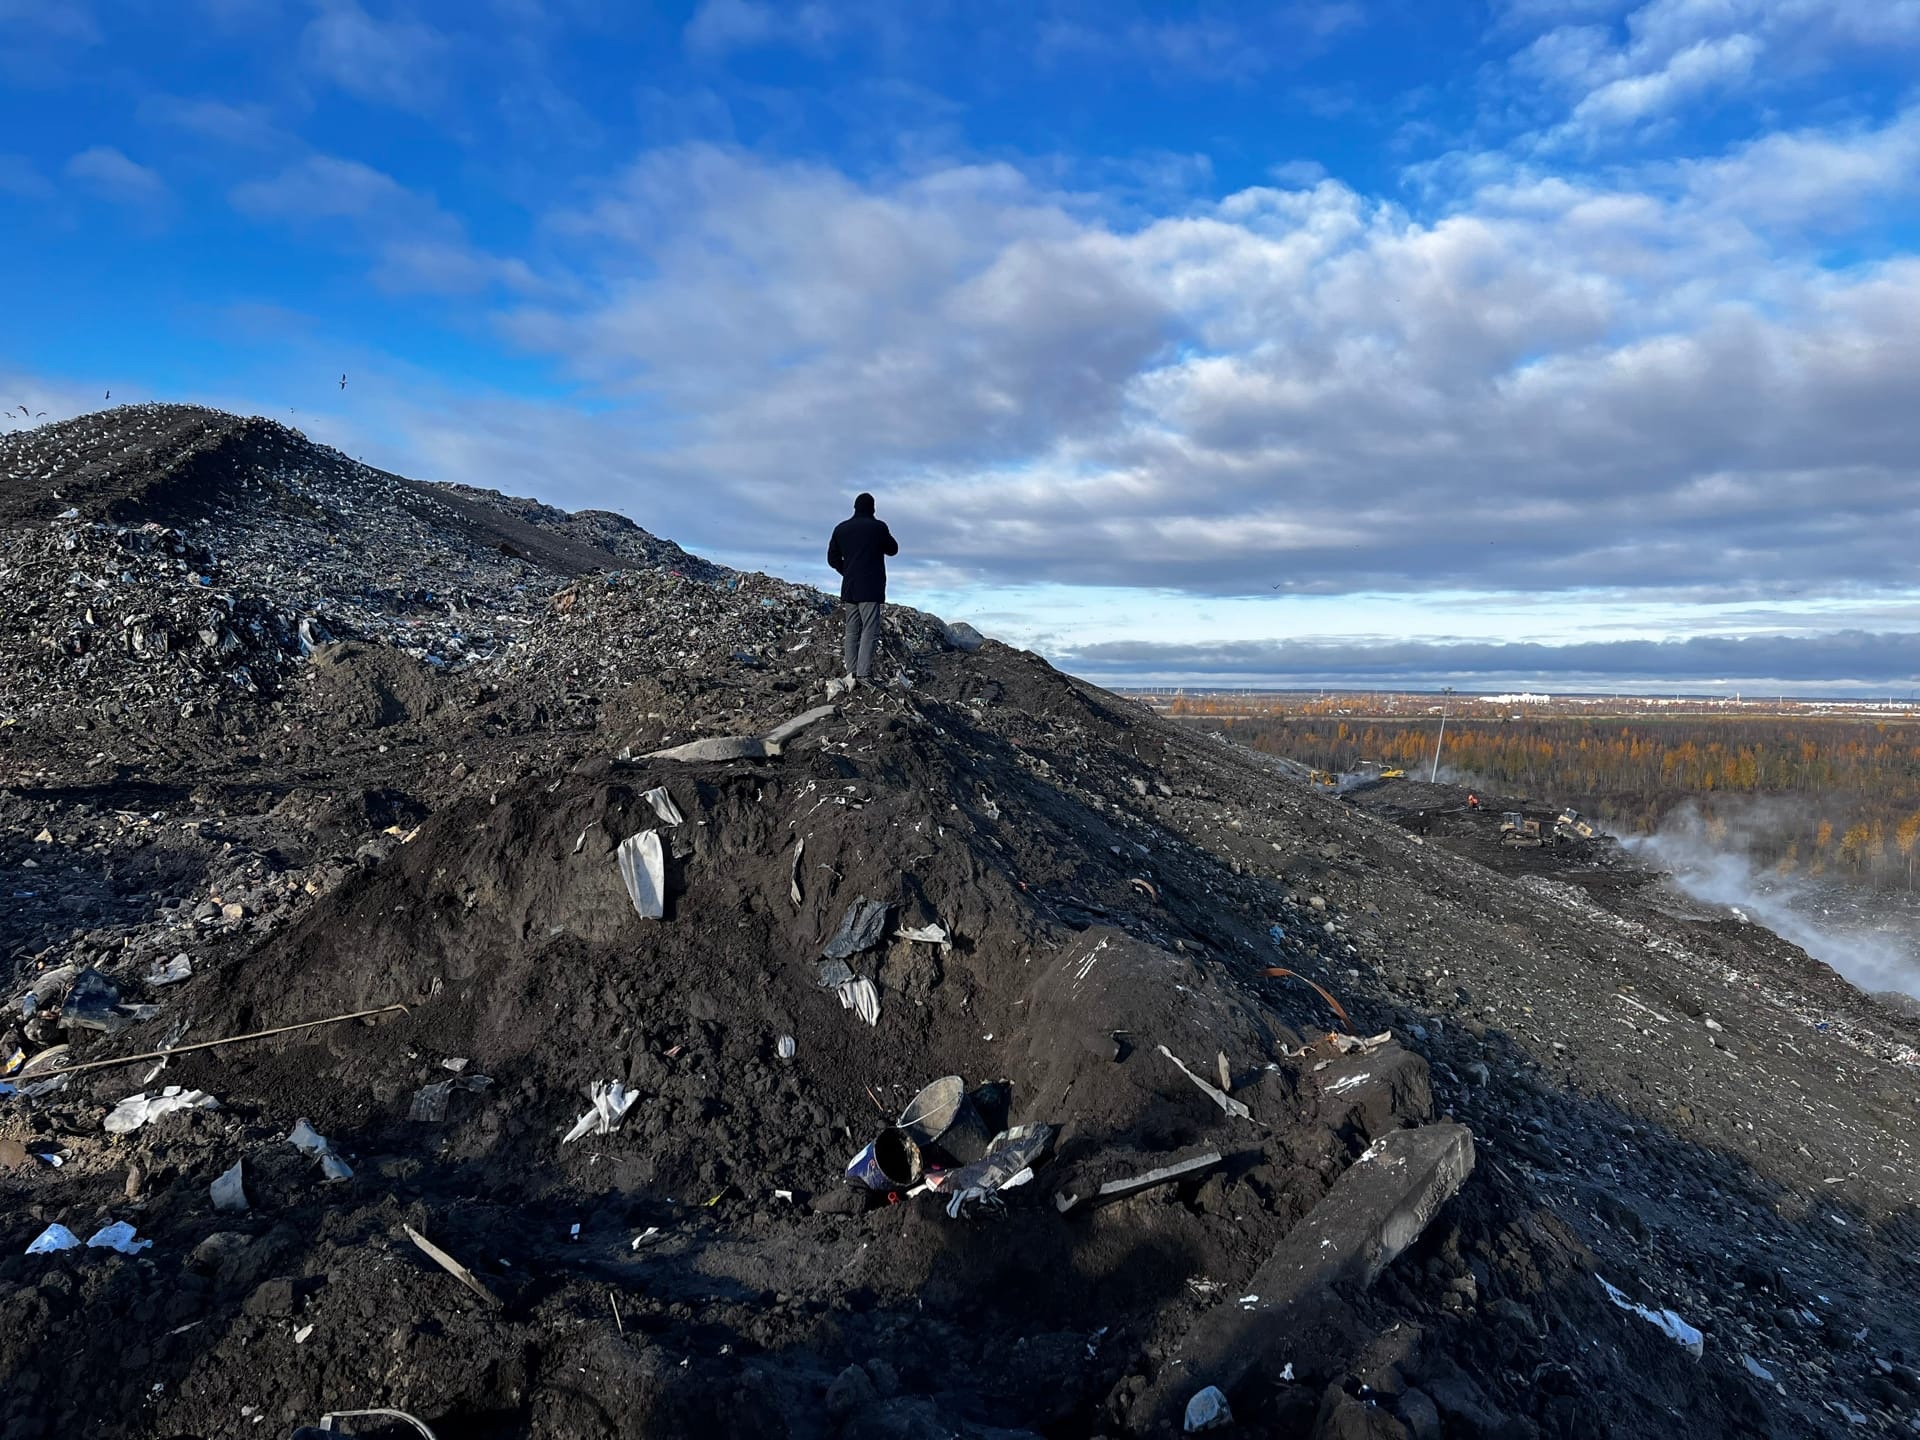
xmin=1430 ymin=686 xmax=1455 ymax=783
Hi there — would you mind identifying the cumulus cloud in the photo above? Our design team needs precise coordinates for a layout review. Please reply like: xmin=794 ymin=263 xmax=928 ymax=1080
xmin=233 ymin=155 xmax=541 ymax=297
xmin=464 ymin=130 xmax=1920 ymax=609
xmin=683 ymin=0 xmax=842 ymax=57
xmin=300 ymin=0 xmax=447 ymax=109
xmin=66 ymin=146 xmax=168 ymax=206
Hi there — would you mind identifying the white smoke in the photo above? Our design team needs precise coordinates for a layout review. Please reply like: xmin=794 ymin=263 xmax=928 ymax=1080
xmin=1624 ymin=804 xmax=1920 ymax=1001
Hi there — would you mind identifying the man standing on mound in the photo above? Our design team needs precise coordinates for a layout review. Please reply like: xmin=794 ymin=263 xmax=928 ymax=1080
xmin=827 ymin=491 xmax=899 ymax=684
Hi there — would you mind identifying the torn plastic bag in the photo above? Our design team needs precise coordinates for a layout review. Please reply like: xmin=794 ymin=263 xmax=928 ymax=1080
xmin=939 ymin=1124 xmax=1055 ymax=1217
xmin=211 ymin=1160 xmax=249 ymax=1212
xmin=104 ymin=1086 xmax=219 ymax=1134
xmin=642 ymin=787 xmax=684 ymax=826
xmin=25 ymin=1223 xmax=78 ymax=1254
xmin=823 ymin=897 xmax=890 ymax=960
xmin=408 ymin=1074 xmax=492 ymax=1123
xmin=563 ymin=1079 xmax=639 ymax=1143
xmin=894 ymin=923 xmax=949 ymax=946
xmin=616 ymin=830 xmax=667 ymax=920
xmin=87 ymin=1220 xmax=152 ymax=1254
xmin=144 ymin=954 xmax=193 ymax=986
xmin=58 ymin=968 xmax=127 ymax=1032
xmin=837 ymin=977 xmax=881 ymax=1026
xmin=288 ymin=1118 xmax=354 ymax=1181
xmin=817 ymin=958 xmax=855 ymax=990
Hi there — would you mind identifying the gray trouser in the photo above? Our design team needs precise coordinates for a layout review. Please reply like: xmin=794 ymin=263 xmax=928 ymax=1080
xmin=842 ymin=601 xmax=882 ymax=678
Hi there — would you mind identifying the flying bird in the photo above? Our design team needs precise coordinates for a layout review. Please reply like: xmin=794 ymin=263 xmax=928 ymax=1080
xmin=339 ymin=373 xmax=347 ymax=390
xmin=104 ymin=390 xmax=110 ymax=400
xmin=15 ymin=405 xmax=25 ymax=417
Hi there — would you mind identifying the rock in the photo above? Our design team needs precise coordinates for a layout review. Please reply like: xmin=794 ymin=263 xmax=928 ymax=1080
xmin=0 ymin=1137 xmax=29 ymax=1169
xmin=826 ymin=1364 xmax=877 ymax=1422
xmin=1315 ymin=1044 xmax=1434 ymax=1140
xmin=943 ymin=621 xmax=984 ymax=652
xmin=1316 ymin=1386 xmax=1411 ymax=1440
xmin=242 ymin=1276 xmax=297 ymax=1318
xmin=1395 ymin=1387 xmax=1442 ymax=1440
xmin=763 ymin=704 xmax=837 ymax=746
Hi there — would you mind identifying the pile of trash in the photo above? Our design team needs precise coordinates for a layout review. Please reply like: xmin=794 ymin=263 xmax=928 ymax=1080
xmin=4 ymin=404 xmax=1919 ymax=1440
xmin=0 ymin=405 xmax=728 ymax=725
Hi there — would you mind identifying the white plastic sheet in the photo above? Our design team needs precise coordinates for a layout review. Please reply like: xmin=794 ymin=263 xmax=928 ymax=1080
xmin=563 ymin=1079 xmax=640 ymax=1144
xmin=103 ymin=1085 xmax=218 ymax=1135
xmin=616 ymin=830 xmax=666 ymax=920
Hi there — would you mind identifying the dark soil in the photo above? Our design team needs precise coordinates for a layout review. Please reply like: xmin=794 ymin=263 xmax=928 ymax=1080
xmin=4 ymin=408 xmax=1919 ymax=1440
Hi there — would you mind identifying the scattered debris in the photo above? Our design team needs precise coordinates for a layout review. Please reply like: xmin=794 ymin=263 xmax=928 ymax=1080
xmin=823 ymin=897 xmax=891 ymax=959
xmin=837 ymin=976 xmax=881 ymax=1026
xmin=402 ymin=1225 xmax=500 ymax=1309
xmin=288 ymin=1119 xmax=354 ymax=1181
xmin=645 ymin=735 xmax=778 ymax=763
xmin=775 ymin=1034 xmax=796 ymax=1060
xmin=938 ymin=1124 xmax=1055 ymax=1217
xmin=894 ymin=921 xmax=950 ymax=946
xmin=103 ymin=1085 xmax=219 ymax=1135
xmin=1599 ymin=1276 xmax=1704 ymax=1358
xmin=144 ymin=953 xmax=193 ymax=986
xmin=563 ymin=1079 xmax=640 ymax=1143
xmin=408 ymin=1073 xmax=493 ymax=1123
xmin=763 ymin=703 xmax=837 ymax=747
xmin=615 ymin=830 xmax=667 ymax=920
xmin=1055 ymin=1149 xmax=1223 ymax=1214
xmin=642 ymin=787 xmax=684 ymax=826
xmin=87 ymin=1220 xmax=152 ymax=1254
xmin=1184 ymin=1385 xmax=1232 ymax=1432
xmin=789 ymin=835 xmax=805 ymax=907
xmin=210 ymin=1160 xmax=249 ymax=1212
xmin=314 ymin=1408 xmax=440 ymax=1439
xmin=42 ymin=1005 xmax=410 ymax=1078
xmin=1158 ymin=1045 xmax=1253 ymax=1121
xmin=25 ymin=1224 xmax=78 ymax=1254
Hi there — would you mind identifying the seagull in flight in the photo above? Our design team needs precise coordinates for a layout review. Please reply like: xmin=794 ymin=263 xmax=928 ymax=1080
xmin=339 ymin=373 xmax=348 ymax=391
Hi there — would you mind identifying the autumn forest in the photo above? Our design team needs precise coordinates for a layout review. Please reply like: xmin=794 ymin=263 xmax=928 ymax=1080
xmin=1194 ymin=708 xmax=1920 ymax=891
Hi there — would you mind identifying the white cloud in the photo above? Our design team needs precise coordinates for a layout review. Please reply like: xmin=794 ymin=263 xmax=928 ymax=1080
xmin=300 ymin=0 xmax=447 ymax=108
xmin=140 ymin=95 xmax=293 ymax=150
xmin=683 ymin=0 xmax=841 ymax=58
xmin=66 ymin=146 xmax=168 ymax=206
xmin=1567 ymin=31 xmax=1759 ymax=130
xmin=233 ymin=155 xmax=542 ymax=297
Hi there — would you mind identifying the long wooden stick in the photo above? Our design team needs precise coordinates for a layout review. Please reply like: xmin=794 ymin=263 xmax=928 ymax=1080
xmin=40 ymin=1004 xmax=410 ymax=1076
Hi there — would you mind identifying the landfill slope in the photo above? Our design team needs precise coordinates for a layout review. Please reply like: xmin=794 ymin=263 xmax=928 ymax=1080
xmin=2 ymin=408 xmax=1920 ymax=1439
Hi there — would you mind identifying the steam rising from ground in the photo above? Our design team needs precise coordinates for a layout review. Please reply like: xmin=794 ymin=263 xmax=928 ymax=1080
xmin=1625 ymin=805 xmax=1920 ymax=1002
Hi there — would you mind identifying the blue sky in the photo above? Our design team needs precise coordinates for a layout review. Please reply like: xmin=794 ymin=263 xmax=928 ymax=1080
xmin=5 ymin=0 xmax=1920 ymax=693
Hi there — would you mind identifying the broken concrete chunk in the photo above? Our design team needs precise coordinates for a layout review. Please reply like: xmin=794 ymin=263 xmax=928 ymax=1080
xmin=1132 ymin=1122 xmax=1475 ymax=1430
xmin=1159 ymin=1045 xmax=1253 ymax=1121
xmin=642 ymin=787 xmax=684 ymax=826
xmin=1315 ymin=1044 xmax=1433 ymax=1141
xmin=645 ymin=735 xmax=778 ymax=763
xmin=763 ymin=703 xmax=837 ymax=747
xmin=563 ymin=1079 xmax=640 ymax=1143
xmin=616 ymin=829 xmax=667 ymax=920
xmin=823 ymin=897 xmax=891 ymax=960
xmin=211 ymin=1160 xmax=249 ymax=1213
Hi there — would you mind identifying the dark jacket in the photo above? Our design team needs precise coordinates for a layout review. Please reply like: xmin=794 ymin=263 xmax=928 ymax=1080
xmin=827 ymin=508 xmax=899 ymax=603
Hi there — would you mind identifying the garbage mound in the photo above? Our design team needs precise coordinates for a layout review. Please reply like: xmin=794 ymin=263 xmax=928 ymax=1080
xmin=3 ymin=406 xmax=1920 ymax=1440
xmin=0 ymin=405 xmax=719 ymax=726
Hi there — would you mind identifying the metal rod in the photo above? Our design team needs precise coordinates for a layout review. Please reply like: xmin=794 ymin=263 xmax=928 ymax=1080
xmin=43 ymin=1004 xmax=410 ymax=1076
